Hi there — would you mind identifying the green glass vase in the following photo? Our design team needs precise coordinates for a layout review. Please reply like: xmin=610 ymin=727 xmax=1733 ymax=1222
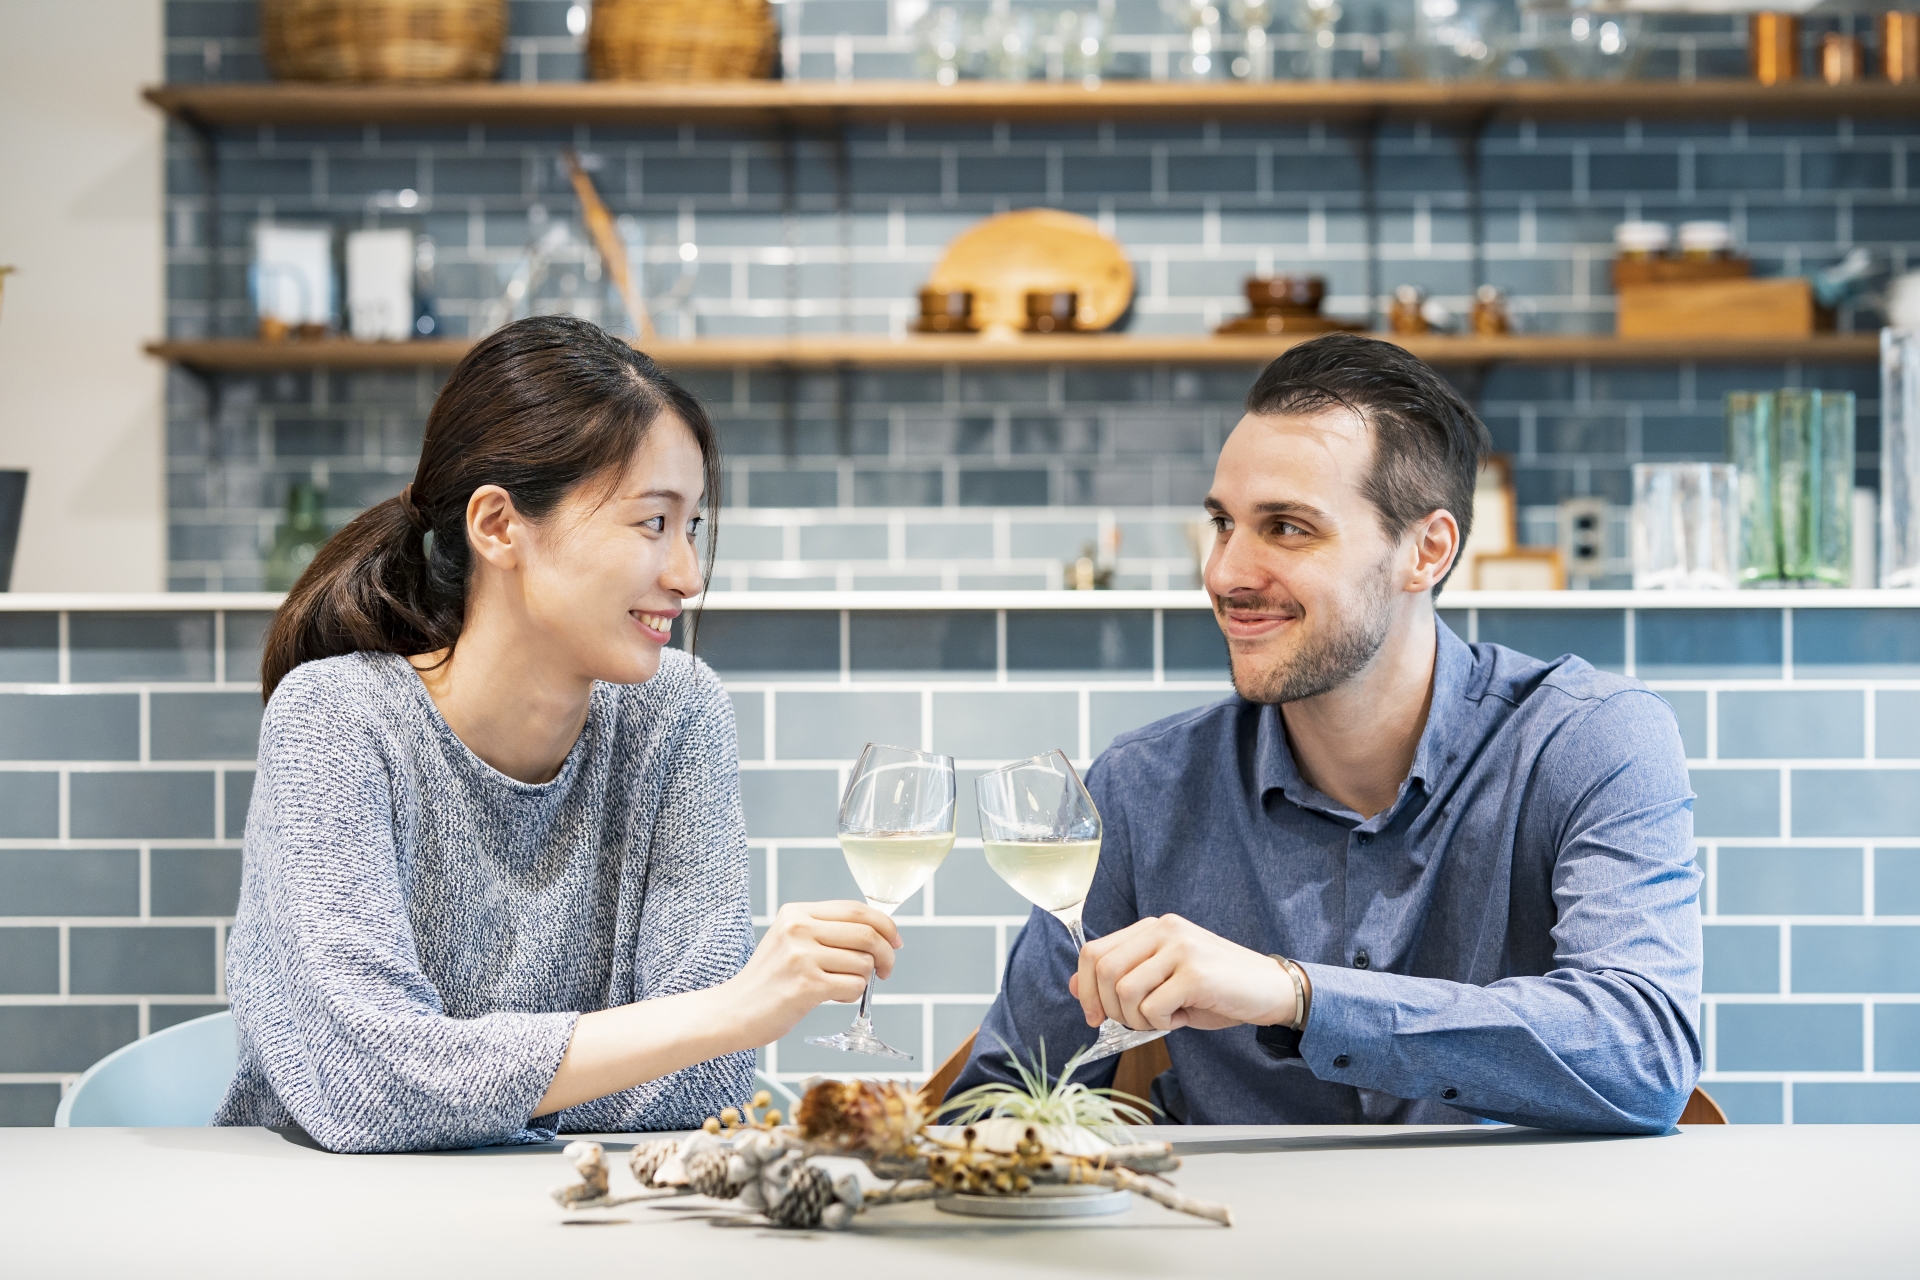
xmin=1727 ymin=389 xmax=1855 ymax=587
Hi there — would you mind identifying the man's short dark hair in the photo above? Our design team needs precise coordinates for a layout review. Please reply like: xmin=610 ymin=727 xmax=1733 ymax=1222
xmin=1243 ymin=334 xmax=1491 ymax=593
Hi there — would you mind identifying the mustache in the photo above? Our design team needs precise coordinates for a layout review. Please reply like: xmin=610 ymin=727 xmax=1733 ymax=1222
xmin=1213 ymin=593 xmax=1303 ymax=620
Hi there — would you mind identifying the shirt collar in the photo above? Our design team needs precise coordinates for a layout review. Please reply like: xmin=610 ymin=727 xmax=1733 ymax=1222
xmin=1253 ymin=613 xmax=1478 ymax=823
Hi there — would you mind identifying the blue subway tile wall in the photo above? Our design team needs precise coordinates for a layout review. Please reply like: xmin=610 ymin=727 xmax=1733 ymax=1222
xmin=157 ymin=2 xmax=1912 ymax=590
xmin=6 ymin=597 xmax=1920 ymax=1123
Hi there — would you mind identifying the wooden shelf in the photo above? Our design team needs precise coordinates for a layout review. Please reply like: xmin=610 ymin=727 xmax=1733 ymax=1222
xmin=146 ymin=333 xmax=1883 ymax=372
xmin=144 ymin=79 xmax=1920 ymax=130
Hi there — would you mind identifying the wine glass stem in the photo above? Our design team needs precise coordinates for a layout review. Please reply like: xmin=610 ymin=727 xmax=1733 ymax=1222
xmin=853 ymin=970 xmax=877 ymax=1029
xmin=1066 ymin=916 xmax=1089 ymax=951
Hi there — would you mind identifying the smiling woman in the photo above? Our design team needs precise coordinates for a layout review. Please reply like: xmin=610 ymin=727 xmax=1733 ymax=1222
xmin=217 ymin=316 xmax=901 ymax=1153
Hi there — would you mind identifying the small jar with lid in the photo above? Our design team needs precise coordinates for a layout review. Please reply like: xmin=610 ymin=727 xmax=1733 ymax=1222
xmin=1614 ymin=220 xmax=1672 ymax=262
xmin=1677 ymin=220 xmax=1735 ymax=262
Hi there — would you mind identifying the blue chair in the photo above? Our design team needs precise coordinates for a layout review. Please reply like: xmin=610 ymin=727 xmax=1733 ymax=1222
xmin=55 ymin=1011 xmax=237 ymax=1127
xmin=54 ymin=1010 xmax=800 ymax=1129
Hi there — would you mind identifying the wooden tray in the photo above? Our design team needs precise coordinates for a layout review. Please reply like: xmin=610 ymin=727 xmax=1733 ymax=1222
xmin=926 ymin=209 xmax=1134 ymax=333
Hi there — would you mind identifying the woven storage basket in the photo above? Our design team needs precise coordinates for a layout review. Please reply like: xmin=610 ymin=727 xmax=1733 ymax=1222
xmin=589 ymin=0 xmax=778 ymax=80
xmin=262 ymin=0 xmax=505 ymax=82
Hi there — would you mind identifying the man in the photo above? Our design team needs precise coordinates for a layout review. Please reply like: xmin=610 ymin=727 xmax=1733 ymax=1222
xmin=949 ymin=334 xmax=1701 ymax=1133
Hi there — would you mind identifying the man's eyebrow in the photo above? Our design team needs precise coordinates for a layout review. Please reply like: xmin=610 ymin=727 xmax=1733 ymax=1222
xmin=1202 ymin=497 xmax=1333 ymax=524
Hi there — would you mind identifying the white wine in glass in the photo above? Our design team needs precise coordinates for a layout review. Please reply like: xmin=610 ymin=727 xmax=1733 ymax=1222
xmin=805 ymin=743 xmax=957 ymax=1061
xmin=975 ymin=750 xmax=1168 ymax=1064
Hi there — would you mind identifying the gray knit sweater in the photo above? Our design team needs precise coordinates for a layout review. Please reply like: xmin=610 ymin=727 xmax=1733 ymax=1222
xmin=213 ymin=647 xmax=755 ymax=1153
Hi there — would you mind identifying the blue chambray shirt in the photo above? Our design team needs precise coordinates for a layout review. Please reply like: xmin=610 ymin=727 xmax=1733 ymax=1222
xmin=951 ymin=618 xmax=1703 ymax=1134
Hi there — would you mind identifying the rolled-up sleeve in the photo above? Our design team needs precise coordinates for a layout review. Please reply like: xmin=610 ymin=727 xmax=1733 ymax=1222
xmin=1298 ymin=690 xmax=1703 ymax=1133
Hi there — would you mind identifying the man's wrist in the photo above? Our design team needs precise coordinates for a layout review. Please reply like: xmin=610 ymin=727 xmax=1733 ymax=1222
xmin=1268 ymin=955 xmax=1311 ymax=1032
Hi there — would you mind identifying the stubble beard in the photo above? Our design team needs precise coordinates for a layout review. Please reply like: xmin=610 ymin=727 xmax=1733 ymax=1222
xmin=1222 ymin=554 xmax=1399 ymax=705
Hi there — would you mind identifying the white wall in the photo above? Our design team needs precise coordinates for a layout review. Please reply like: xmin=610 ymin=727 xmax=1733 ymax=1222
xmin=0 ymin=1 xmax=165 ymax=592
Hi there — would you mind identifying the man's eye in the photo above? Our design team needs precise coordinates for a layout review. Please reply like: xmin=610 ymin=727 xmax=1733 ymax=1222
xmin=1209 ymin=515 xmax=1231 ymax=533
xmin=1275 ymin=520 xmax=1307 ymax=537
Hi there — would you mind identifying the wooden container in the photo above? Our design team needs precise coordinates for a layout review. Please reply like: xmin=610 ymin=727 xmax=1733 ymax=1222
xmin=1617 ymin=278 xmax=1815 ymax=339
xmin=1611 ymin=256 xmax=1752 ymax=289
xmin=1821 ymin=33 xmax=1863 ymax=85
xmin=1749 ymin=13 xmax=1800 ymax=85
xmin=915 ymin=288 xmax=977 ymax=333
xmin=1245 ymin=275 xmax=1326 ymax=313
xmin=589 ymin=0 xmax=778 ymax=80
xmin=1885 ymin=12 xmax=1920 ymax=84
xmin=1024 ymin=291 xmax=1081 ymax=333
xmin=261 ymin=0 xmax=505 ymax=82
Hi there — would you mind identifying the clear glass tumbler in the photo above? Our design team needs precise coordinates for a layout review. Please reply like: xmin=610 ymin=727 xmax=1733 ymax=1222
xmin=1631 ymin=462 xmax=1739 ymax=590
xmin=1884 ymin=328 xmax=1920 ymax=589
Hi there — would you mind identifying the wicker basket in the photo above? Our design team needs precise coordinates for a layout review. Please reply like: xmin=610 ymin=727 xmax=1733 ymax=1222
xmin=261 ymin=0 xmax=506 ymax=82
xmin=589 ymin=0 xmax=778 ymax=80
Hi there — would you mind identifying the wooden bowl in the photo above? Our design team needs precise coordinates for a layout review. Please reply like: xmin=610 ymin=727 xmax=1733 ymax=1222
xmin=1024 ymin=290 xmax=1080 ymax=333
xmin=926 ymin=209 xmax=1134 ymax=333
xmin=915 ymin=287 xmax=977 ymax=333
xmin=1245 ymin=275 xmax=1327 ymax=313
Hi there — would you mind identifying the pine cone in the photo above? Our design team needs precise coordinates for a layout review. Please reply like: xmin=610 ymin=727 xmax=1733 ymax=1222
xmin=629 ymin=1139 xmax=678 ymax=1187
xmin=765 ymin=1163 xmax=836 ymax=1229
xmin=683 ymin=1141 xmax=735 ymax=1199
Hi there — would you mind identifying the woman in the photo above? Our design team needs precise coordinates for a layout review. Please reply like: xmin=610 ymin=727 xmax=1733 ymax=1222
xmin=214 ymin=315 xmax=897 ymax=1153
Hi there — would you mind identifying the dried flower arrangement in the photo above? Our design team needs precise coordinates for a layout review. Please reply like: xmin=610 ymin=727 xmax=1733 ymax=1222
xmin=551 ymin=1057 xmax=1232 ymax=1231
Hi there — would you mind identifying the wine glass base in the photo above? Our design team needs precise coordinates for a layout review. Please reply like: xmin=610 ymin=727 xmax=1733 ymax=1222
xmin=1077 ymin=1021 xmax=1169 ymax=1065
xmin=804 ymin=1029 xmax=914 ymax=1061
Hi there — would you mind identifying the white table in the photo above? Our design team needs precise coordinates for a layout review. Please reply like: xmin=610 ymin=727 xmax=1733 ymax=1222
xmin=4 ymin=1124 xmax=1914 ymax=1278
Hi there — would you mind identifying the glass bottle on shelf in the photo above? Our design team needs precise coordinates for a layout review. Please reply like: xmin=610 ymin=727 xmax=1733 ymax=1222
xmin=1884 ymin=328 xmax=1920 ymax=588
xmin=265 ymin=466 xmax=331 ymax=592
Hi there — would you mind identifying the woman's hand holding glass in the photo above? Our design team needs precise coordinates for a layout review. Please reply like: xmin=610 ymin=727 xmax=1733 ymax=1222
xmin=722 ymin=901 xmax=903 ymax=1050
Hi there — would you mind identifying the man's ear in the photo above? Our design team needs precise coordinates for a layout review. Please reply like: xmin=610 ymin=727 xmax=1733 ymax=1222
xmin=1404 ymin=508 xmax=1461 ymax=594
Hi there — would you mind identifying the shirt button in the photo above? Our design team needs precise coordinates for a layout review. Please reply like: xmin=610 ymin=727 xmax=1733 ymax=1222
xmin=1443 ymin=1087 xmax=1459 ymax=1100
xmin=1353 ymin=949 xmax=1371 ymax=970
xmin=1333 ymin=1055 xmax=1351 ymax=1069
xmin=1356 ymin=832 xmax=1373 ymax=845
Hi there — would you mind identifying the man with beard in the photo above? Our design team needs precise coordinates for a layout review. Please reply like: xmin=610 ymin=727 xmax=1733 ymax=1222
xmin=948 ymin=334 xmax=1702 ymax=1132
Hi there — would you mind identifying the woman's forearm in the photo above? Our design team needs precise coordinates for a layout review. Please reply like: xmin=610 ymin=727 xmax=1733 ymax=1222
xmin=534 ymin=982 xmax=748 ymax=1117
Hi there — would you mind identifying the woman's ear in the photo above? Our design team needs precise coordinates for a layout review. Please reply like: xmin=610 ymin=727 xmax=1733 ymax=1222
xmin=466 ymin=485 xmax=523 ymax=571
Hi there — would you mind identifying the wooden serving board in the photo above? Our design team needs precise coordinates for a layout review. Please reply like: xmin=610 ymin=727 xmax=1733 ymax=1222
xmin=926 ymin=209 xmax=1135 ymax=333
xmin=1616 ymin=277 xmax=1815 ymax=338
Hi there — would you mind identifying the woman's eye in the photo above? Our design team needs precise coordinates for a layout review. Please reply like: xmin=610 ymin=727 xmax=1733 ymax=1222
xmin=641 ymin=515 xmax=666 ymax=533
xmin=687 ymin=515 xmax=704 ymax=539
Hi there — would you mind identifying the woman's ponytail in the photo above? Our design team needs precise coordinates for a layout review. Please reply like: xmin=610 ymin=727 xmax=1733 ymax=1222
xmin=259 ymin=315 xmax=721 ymax=698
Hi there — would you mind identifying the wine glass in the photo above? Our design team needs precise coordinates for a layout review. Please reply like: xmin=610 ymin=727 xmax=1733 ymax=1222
xmin=974 ymin=750 xmax=1168 ymax=1064
xmin=804 ymin=743 xmax=957 ymax=1061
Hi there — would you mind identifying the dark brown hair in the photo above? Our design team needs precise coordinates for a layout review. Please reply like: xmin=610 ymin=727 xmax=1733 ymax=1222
xmin=261 ymin=314 xmax=721 ymax=698
xmin=1243 ymin=333 xmax=1490 ymax=593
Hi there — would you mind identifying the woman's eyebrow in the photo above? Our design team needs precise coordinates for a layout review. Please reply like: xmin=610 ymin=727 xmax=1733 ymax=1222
xmin=619 ymin=488 xmax=689 ymax=503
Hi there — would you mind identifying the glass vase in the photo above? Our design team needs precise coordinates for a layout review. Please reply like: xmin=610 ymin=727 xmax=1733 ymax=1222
xmin=1727 ymin=389 xmax=1855 ymax=587
xmin=1632 ymin=463 xmax=1739 ymax=590
xmin=1884 ymin=328 xmax=1920 ymax=589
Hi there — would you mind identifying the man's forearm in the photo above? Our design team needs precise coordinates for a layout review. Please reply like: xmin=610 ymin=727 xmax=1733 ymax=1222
xmin=1295 ymin=963 xmax=1701 ymax=1134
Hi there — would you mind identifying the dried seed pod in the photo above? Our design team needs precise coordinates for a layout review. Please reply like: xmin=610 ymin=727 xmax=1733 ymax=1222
xmin=628 ymin=1138 xmax=678 ymax=1188
xmin=683 ymin=1141 xmax=735 ymax=1199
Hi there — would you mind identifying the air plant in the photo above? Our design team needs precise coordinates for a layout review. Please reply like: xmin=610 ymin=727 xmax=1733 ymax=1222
xmin=941 ymin=1041 xmax=1157 ymax=1153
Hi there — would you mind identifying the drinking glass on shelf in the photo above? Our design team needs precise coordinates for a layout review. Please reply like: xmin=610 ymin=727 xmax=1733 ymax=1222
xmin=1631 ymin=462 xmax=1738 ymax=591
xmin=804 ymin=743 xmax=956 ymax=1061
xmin=974 ymin=750 xmax=1168 ymax=1064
